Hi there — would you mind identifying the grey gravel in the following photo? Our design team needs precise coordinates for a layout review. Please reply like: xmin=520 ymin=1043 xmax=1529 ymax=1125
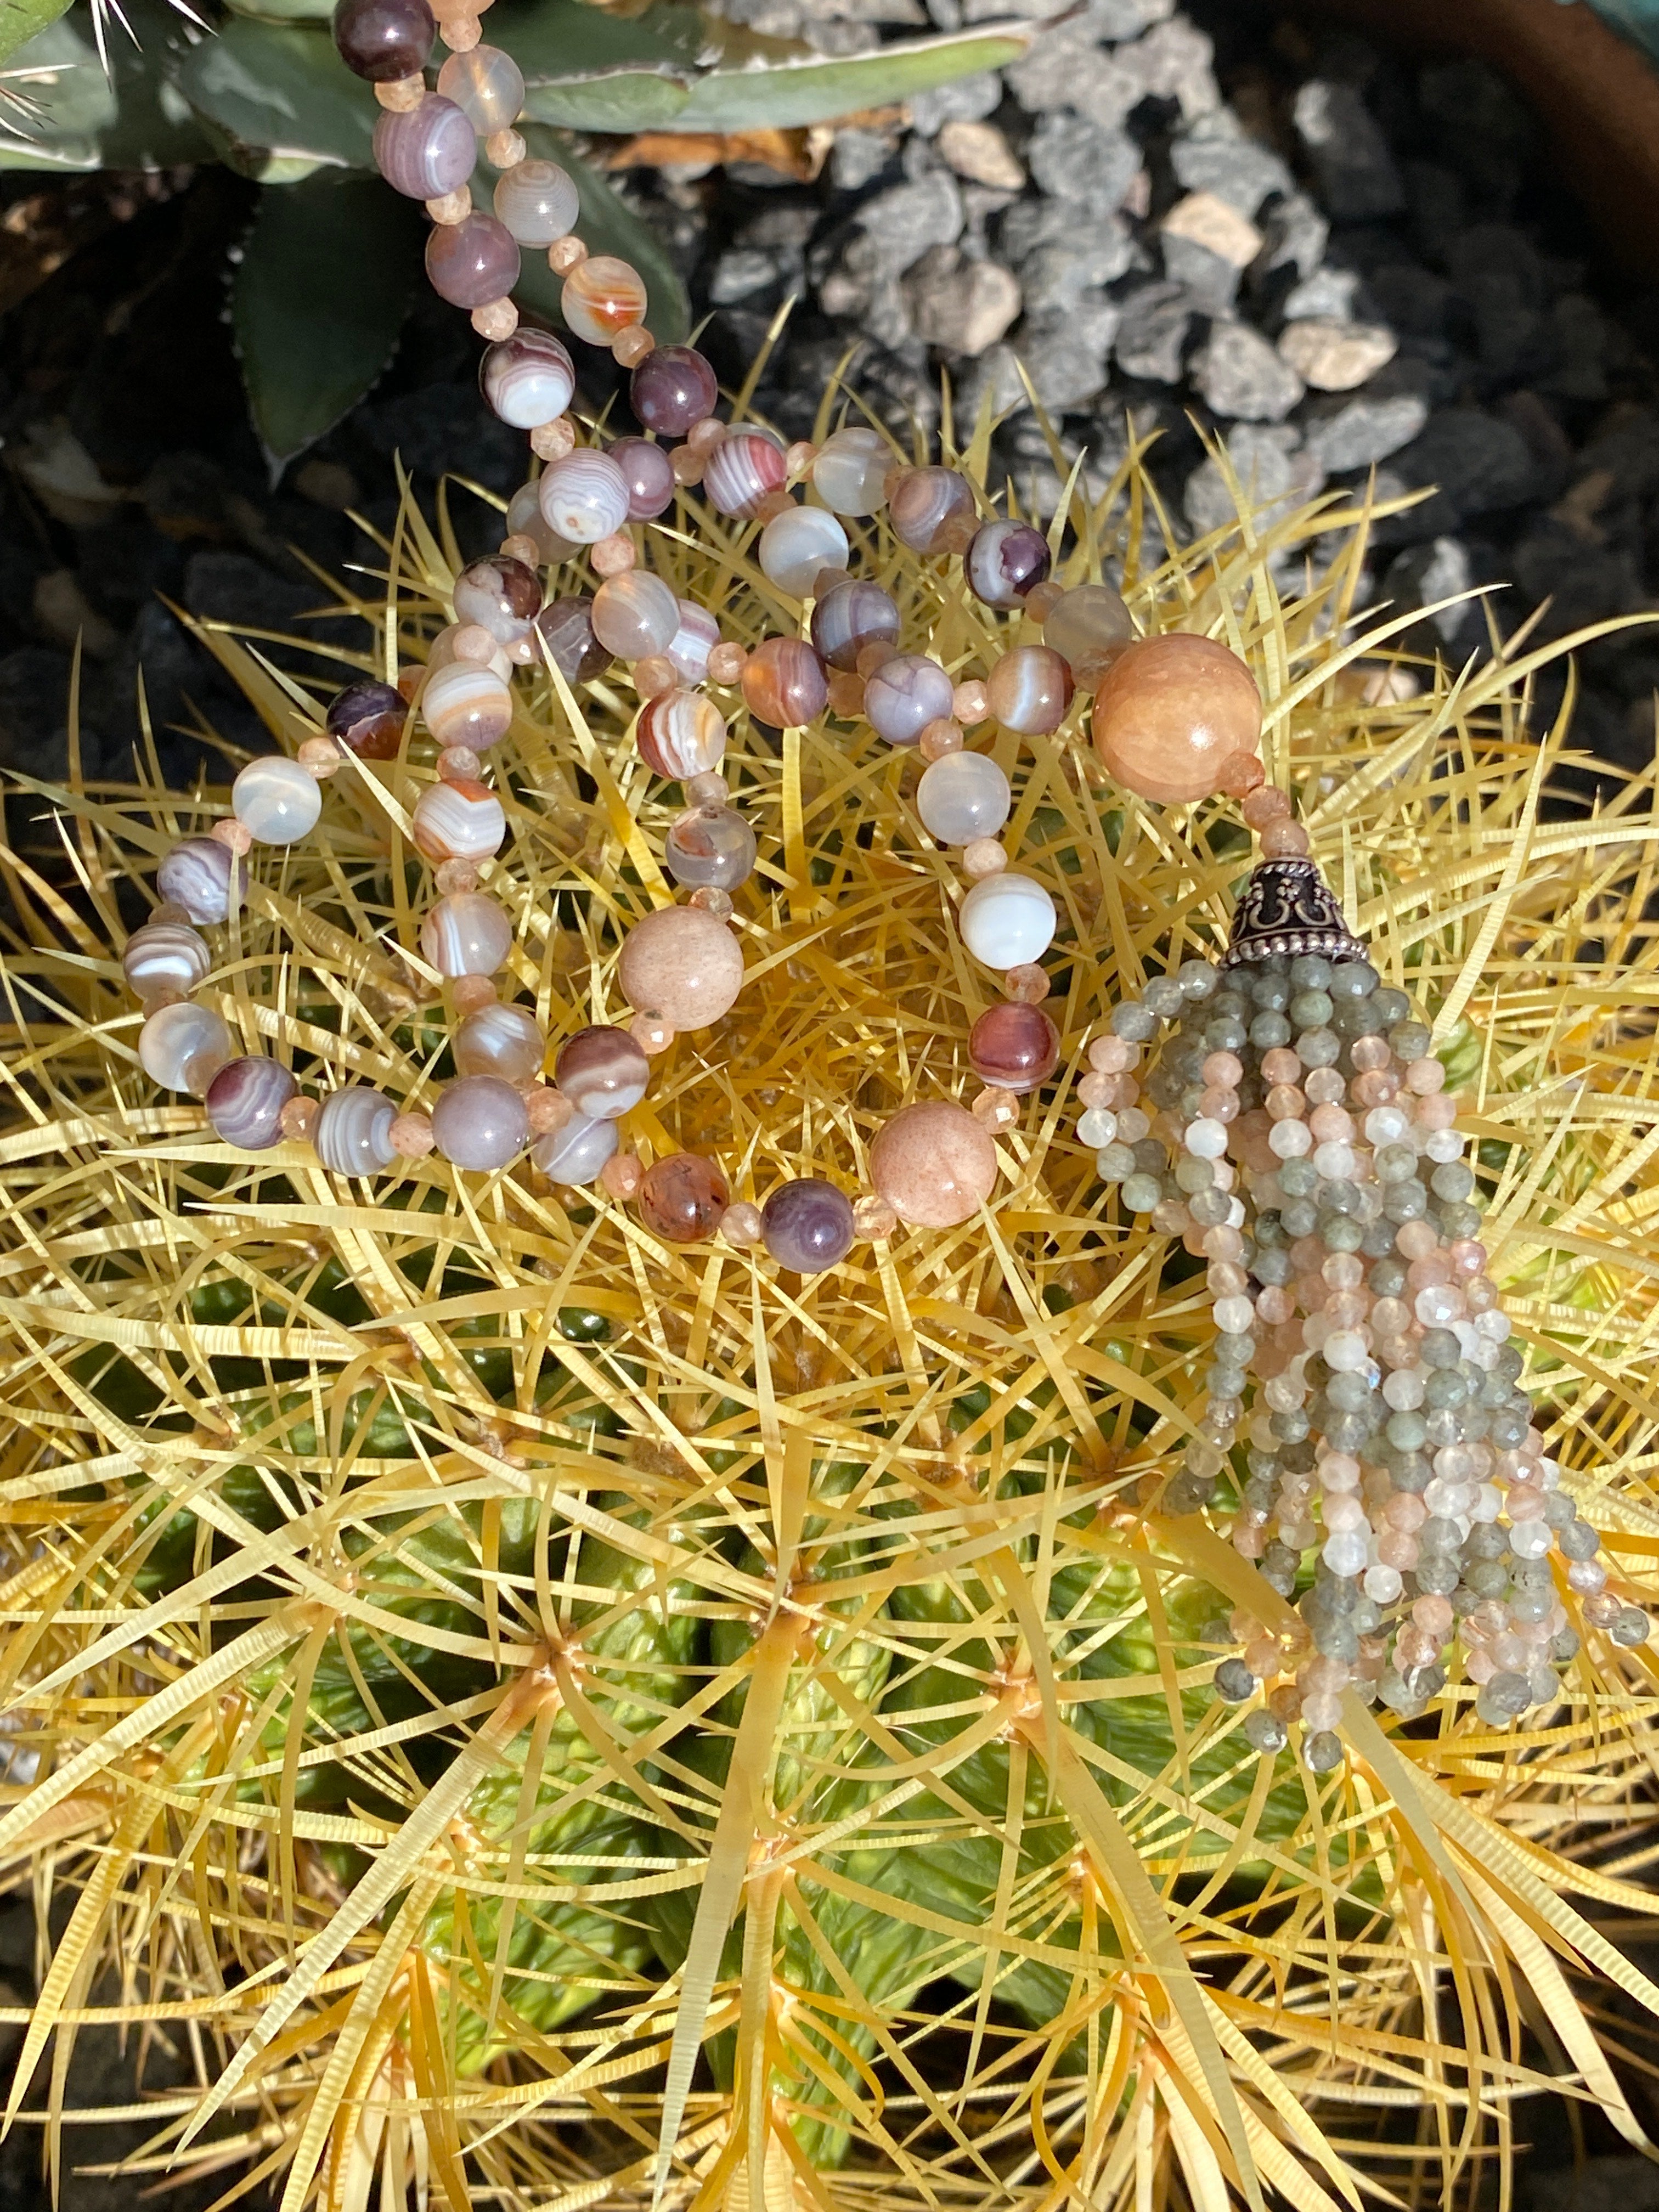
xmin=1303 ymin=393 xmax=1431 ymax=473
xmin=1170 ymin=118 xmax=1294 ymax=217
xmin=1113 ymin=280 xmax=1193 ymax=384
xmin=1293 ymin=78 xmax=1406 ymax=221
xmin=1193 ymin=320 xmax=1305 ymax=422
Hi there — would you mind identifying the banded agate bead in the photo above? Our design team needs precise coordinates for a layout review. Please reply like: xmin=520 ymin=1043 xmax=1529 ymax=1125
xmin=314 ymin=1087 xmax=398 ymax=1175
xmin=959 ymin=872 xmax=1056 ymax=969
xmin=481 ymin=329 xmax=574 ymax=428
xmin=637 ymin=687 xmax=726 ymax=778
xmin=758 ymin=505 xmax=848 ymax=597
xmin=422 ymin=660 xmax=514 ymax=750
xmin=432 ymin=1074 xmax=528 ymax=1170
xmin=865 ymin=653 xmax=953 ymax=747
xmin=1044 ymin=583 xmax=1132 ymax=677
xmin=703 ymin=429 xmax=786 ymax=521
xmin=420 ymin=890 xmax=512 ymax=975
xmin=232 ymin=755 xmax=323 ymax=845
xmin=454 ymin=554 xmax=540 ymax=645
xmin=1092 ymin=633 xmax=1261 ymax=804
xmin=157 ymin=835 xmax=245 ymax=924
xmin=533 ymin=1112 xmax=618 ymax=1184
xmin=140 ymin=1000 xmax=233 ymax=1091
xmin=561 ymin=255 xmax=647 ymax=343
xmin=493 ymin=158 xmax=579 ymax=246
xmin=455 ymin=1001 xmax=543 ymax=1082
xmin=619 ymin=904 xmax=743 ymax=1029
xmin=436 ymin=44 xmax=523 ymax=133
xmin=640 ymin=1152 xmax=729 ymax=1242
xmin=664 ymin=805 xmax=756 ymax=891
xmin=373 ymin=95 xmax=473 ymax=199
xmin=741 ymin=637 xmax=827 ymax=728
xmin=207 ymin=1056 xmax=296 ymax=1149
xmin=810 ymin=578 xmax=899 ymax=671
xmin=760 ymin=1178 xmax=855 ymax=1271
xmin=427 ymin=215 xmax=520 ymax=308
xmin=535 ymin=596 xmax=608 ymax=681
xmin=411 ymin=779 xmax=505 ymax=862
xmin=916 ymin=751 xmax=1010 ymax=844
xmin=556 ymin=1024 xmax=650 ymax=1118
xmin=870 ymin=1101 xmax=997 ymax=1227
xmin=968 ymin=1002 xmax=1058 ymax=1093
xmin=986 ymin=645 xmax=1073 ymax=735
xmin=966 ymin=520 xmax=1050 ymax=607
xmin=326 ymin=678 xmax=407 ymax=760
xmin=334 ymin=0 xmax=435 ymax=81
xmin=610 ymin=437 xmax=676 ymax=521
xmin=123 ymin=920 xmax=209 ymax=1001
xmin=888 ymin=465 xmax=974 ymax=554
xmin=592 ymin=571 xmax=679 ymax=661
xmin=630 ymin=344 xmax=718 ymax=437
xmin=666 ymin=601 xmax=719 ymax=685
xmin=539 ymin=452 xmax=630 ymax=544
xmin=811 ymin=425 xmax=889 ymax=516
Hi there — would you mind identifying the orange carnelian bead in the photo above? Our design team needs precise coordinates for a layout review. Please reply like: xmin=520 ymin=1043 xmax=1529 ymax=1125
xmin=1092 ymin=633 xmax=1261 ymax=804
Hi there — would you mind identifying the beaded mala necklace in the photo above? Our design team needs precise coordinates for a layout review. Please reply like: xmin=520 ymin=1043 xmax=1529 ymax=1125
xmin=109 ymin=0 xmax=1649 ymax=1769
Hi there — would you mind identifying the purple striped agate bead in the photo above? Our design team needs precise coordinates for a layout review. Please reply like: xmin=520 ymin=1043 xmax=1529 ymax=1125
xmin=760 ymin=1178 xmax=855 ymax=1272
xmin=865 ymin=653 xmax=953 ymax=747
xmin=431 ymin=1074 xmax=528 ymax=1171
xmin=809 ymin=578 xmax=900 ymax=673
xmin=610 ymin=437 xmax=676 ymax=521
xmin=206 ymin=1056 xmax=296 ymax=1150
xmin=703 ymin=429 xmax=786 ymax=521
xmin=157 ymin=836 xmax=246 ymax=925
xmin=373 ymin=94 xmax=474 ymax=200
xmin=555 ymin=1025 xmax=650 ymax=1119
xmin=966 ymin=520 xmax=1051 ymax=608
xmin=667 ymin=600 xmax=719 ymax=685
xmin=426 ymin=215 xmax=520 ymax=309
xmin=314 ymin=1088 xmax=398 ymax=1175
xmin=481 ymin=329 xmax=574 ymax=431
xmin=538 ymin=452 xmax=630 ymax=545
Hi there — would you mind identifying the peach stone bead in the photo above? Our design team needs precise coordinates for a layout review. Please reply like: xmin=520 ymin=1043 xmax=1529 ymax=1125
xmin=601 ymin=1152 xmax=643 ymax=1199
xmin=952 ymin=679 xmax=988 ymax=724
xmin=613 ymin=325 xmax=654 ymax=368
xmin=213 ymin=818 xmax=253 ymax=855
xmin=720 ymin=1199 xmax=764 ymax=1247
xmin=962 ymin=838 xmax=1007 ymax=878
xmin=453 ymin=974 xmax=498 ymax=1013
xmin=591 ymin=533 xmax=636 ymax=577
xmin=531 ymin=417 xmax=577 ymax=461
xmin=1417 ymin=1090 xmax=1457 ymax=1127
xmin=826 ymin=671 xmax=865 ymax=716
xmin=707 ymin=642 xmax=747 ymax=686
xmin=298 ymin=736 xmax=342 ymax=777
xmin=440 ymin=744 xmax=483 ymax=782
xmin=1088 ymin=1035 xmax=1137 ymax=1073
xmin=472 ymin=300 xmax=517 ymax=340
xmin=1091 ymin=633 xmax=1261 ymax=804
xmin=391 ymin=1112 xmax=435 ymax=1157
xmin=918 ymin=718 xmax=963 ymax=761
xmin=1005 ymin=962 xmax=1050 ymax=1003
xmin=619 ymin=905 xmax=743 ymax=1031
xmin=525 ymin=1086 xmax=573 ymax=1135
xmin=436 ymin=859 xmax=479 ymax=895
xmin=1260 ymin=817 xmax=1311 ymax=858
xmin=1217 ymin=749 xmax=1265 ymax=797
xmin=631 ymin=1012 xmax=675 ymax=1054
xmin=279 ymin=1096 xmax=319 ymax=1141
xmin=1406 ymin=1057 xmax=1446 ymax=1093
xmin=853 ymin=1193 xmax=896 ymax=1240
xmin=870 ymin=1099 xmax=998 ymax=1227
xmin=1024 ymin=578 xmax=1065 ymax=622
xmin=548 ymin=234 xmax=586 ymax=274
xmin=1240 ymin=785 xmax=1290 ymax=827
xmin=1351 ymin=1035 xmax=1392 ymax=1071
xmin=972 ymin=1086 xmax=1019 ymax=1131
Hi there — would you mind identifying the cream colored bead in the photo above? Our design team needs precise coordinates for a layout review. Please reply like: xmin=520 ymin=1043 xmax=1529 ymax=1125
xmin=427 ymin=186 xmax=471 ymax=224
xmin=232 ymin=754 xmax=323 ymax=846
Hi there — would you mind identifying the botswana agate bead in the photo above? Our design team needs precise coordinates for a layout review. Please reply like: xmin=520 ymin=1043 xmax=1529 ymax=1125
xmin=703 ymin=429 xmax=787 ymax=521
xmin=640 ymin=1152 xmax=729 ymax=1242
xmin=562 ymin=254 xmax=648 ymax=343
xmin=481 ymin=329 xmax=574 ymax=430
xmin=888 ymin=466 xmax=974 ymax=554
xmin=436 ymin=43 xmax=523 ymax=134
xmin=630 ymin=343 xmax=718 ymax=437
xmin=610 ymin=437 xmax=676 ymax=522
xmin=916 ymin=751 xmax=1010 ymax=845
xmin=539 ymin=452 xmax=630 ymax=545
xmin=494 ymin=158 xmax=579 ymax=246
xmin=1044 ymin=583 xmax=1132 ymax=677
xmin=866 ymin=653 xmax=953 ymax=747
xmin=986 ymin=645 xmax=1073 ymax=736
xmin=758 ymin=505 xmax=848 ymax=597
xmin=969 ymin=1002 xmax=1059 ymax=1093
xmin=140 ymin=1000 xmax=233 ymax=1091
xmin=760 ymin=1178 xmax=855 ymax=1272
xmin=422 ymin=661 xmax=513 ymax=750
xmin=535 ymin=596 xmax=608 ymax=682
xmin=206 ymin=1056 xmax=296 ymax=1149
xmin=334 ymin=0 xmax=434 ymax=82
xmin=811 ymin=425 xmax=889 ymax=516
xmin=1092 ymin=633 xmax=1261 ymax=804
xmin=637 ymin=687 xmax=726 ymax=778
xmin=959 ymin=873 xmax=1056 ymax=969
xmin=741 ymin=637 xmax=827 ymax=728
xmin=455 ymin=1001 xmax=544 ymax=1082
xmin=326 ymin=678 xmax=407 ymax=760
xmin=592 ymin=571 xmax=679 ymax=661
xmin=411 ymin=779 xmax=505 ymax=863
xmin=533 ymin=1111 xmax=618 ymax=1185
xmin=454 ymin=555 xmax=540 ymax=645
xmin=810 ymin=578 xmax=900 ymax=671
xmin=232 ymin=755 xmax=322 ymax=845
xmin=966 ymin=520 xmax=1050 ymax=607
xmin=664 ymin=805 xmax=755 ymax=891
xmin=426 ymin=215 xmax=520 ymax=310
xmin=314 ymin=1087 xmax=398 ymax=1175
xmin=666 ymin=601 xmax=718 ymax=685
xmin=123 ymin=920 xmax=209 ymax=1001
xmin=421 ymin=890 xmax=512 ymax=976
xmin=556 ymin=1024 xmax=650 ymax=1118
xmin=619 ymin=905 xmax=743 ymax=1029
xmin=157 ymin=836 xmax=245 ymax=924
xmin=431 ymin=1074 xmax=528 ymax=1171
xmin=870 ymin=1101 xmax=997 ymax=1228
xmin=373 ymin=95 xmax=474 ymax=200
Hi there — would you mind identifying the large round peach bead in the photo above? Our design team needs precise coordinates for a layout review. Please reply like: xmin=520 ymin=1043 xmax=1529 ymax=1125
xmin=869 ymin=1100 xmax=998 ymax=1228
xmin=618 ymin=904 xmax=744 ymax=1031
xmin=1091 ymin=633 xmax=1261 ymax=805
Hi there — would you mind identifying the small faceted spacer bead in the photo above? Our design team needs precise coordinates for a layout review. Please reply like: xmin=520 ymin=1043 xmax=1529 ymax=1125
xmin=963 ymin=837 xmax=1007 ymax=879
xmin=720 ymin=1199 xmax=764 ymax=1248
xmin=1217 ymin=748 xmax=1264 ymax=797
xmin=548 ymin=234 xmax=587 ymax=274
xmin=855 ymin=639 xmax=896 ymax=679
xmin=635 ymin=654 xmax=678 ymax=698
xmin=1005 ymin=962 xmax=1050 ymax=1004
xmin=591 ymin=533 xmax=636 ymax=577
xmin=613 ymin=324 xmax=654 ymax=367
xmin=1240 ymin=785 xmax=1290 ymax=827
xmin=375 ymin=75 xmax=426 ymax=110
xmin=531 ymin=416 xmax=576 ymax=460
xmin=918 ymin=718 xmax=963 ymax=761
xmin=631 ymin=1011 xmax=675 ymax=1054
xmin=1025 ymin=578 xmax=1065 ymax=622
xmin=279 ymin=1095 xmax=320 ymax=1142
xmin=439 ymin=744 xmax=483 ymax=782
xmin=442 ymin=13 xmax=481 ymax=48
xmin=671 ymin=447 xmax=706 ymax=487
xmin=297 ymin=736 xmax=342 ymax=778
xmin=152 ymin=900 xmax=192 ymax=926
xmin=686 ymin=771 xmax=727 ymax=805
xmin=690 ymin=886 xmax=733 ymax=917
xmin=525 ymin=1085 xmax=573 ymax=1134
xmin=213 ymin=817 xmax=253 ymax=855
xmin=853 ymin=1193 xmax=897 ymax=1241
xmin=472 ymin=298 xmax=518 ymax=340
xmin=952 ymin=679 xmax=988 ymax=725
xmin=486 ymin=127 xmax=524 ymax=167
xmin=1260 ymin=817 xmax=1311 ymax=858
xmin=428 ymin=187 xmax=471 ymax=224
xmin=826 ymin=670 xmax=865 ymax=716
xmin=601 ymin=1151 xmax=643 ymax=1199
xmin=454 ymin=624 xmax=497 ymax=663
xmin=687 ymin=417 xmax=726 ymax=454
xmin=499 ymin=533 xmax=542 ymax=568
xmin=435 ymin=858 xmax=480 ymax=894
xmin=390 ymin=1111 xmax=435 ymax=1158
xmin=972 ymin=1086 xmax=1019 ymax=1131
xmin=707 ymin=642 xmax=747 ymax=685
xmin=786 ymin=440 xmax=819 ymax=477
xmin=453 ymin=974 xmax=498 ymax=1012
xmin=754 ymin=488 xmax=794 ymax=523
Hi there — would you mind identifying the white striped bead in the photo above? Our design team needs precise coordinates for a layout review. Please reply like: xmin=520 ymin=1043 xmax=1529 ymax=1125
xmin=421 ymin=661 xmax=514 ymax=751
xmin=122 ymin=921 xmax=210 ymax=1000
xmin=232 ymin=755 xmax=322 ymax=845
xmin=313 ymin=1087 xmax=398 ymax=1175
xmin=538 ymin=452 xmax=630 ymax=545
xmin=411 ymin=778 xmax=506 ymax=863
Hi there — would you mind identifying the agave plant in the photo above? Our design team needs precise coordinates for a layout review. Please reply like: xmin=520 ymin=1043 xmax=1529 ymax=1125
xmin=0 ymin=0 xmax=1031 ymax=471
xmin=1 ymin=406 xmax=1658 ymax=2211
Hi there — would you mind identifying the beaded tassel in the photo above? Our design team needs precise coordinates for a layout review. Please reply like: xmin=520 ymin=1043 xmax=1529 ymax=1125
xmin=1094 ymin=849 xmax=1647 ymax=1773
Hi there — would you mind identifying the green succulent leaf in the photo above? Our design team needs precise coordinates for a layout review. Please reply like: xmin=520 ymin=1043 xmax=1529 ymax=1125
xmin=520 ymin=67 xmax=693 ymax=132
xmin=665 ymin=21 xmax=1033 ymax=132
xmin=503 ymin=0 xmax=707 ymax=81
xmin=513 ymin=125 xmax=690 ymax=343
xmin=176 ymin=15 xmax=376 ymax=179
xmin=232 ymin=171 xmax=421 ymax=478
xmin=0 ymin=0 xmax=74 ymax=70
xmin=0 ymin=5 xmax=211 ymax=170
